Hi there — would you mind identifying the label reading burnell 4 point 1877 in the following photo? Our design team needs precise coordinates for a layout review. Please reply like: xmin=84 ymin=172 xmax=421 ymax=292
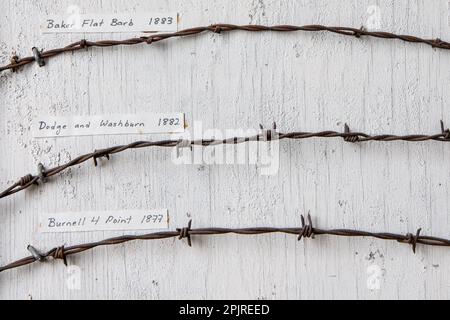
xmin=38 ymin=209 xmax=169 ymax=233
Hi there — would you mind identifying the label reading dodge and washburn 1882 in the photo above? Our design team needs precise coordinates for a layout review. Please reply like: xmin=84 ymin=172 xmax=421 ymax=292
xmin=33 ymin=113 xmax=185 ymax=138
xmin=41 ymin=12 xmax=178 ymax=33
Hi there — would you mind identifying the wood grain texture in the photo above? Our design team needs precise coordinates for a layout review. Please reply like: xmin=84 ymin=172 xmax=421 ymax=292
xmin=1 ymin=0 xmax=450 ymax=299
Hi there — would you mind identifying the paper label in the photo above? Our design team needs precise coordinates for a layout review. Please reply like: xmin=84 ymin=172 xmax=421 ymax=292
xmin=38 ymin=209 xmax=169 ymax=233
xmin=33 ymin=113 xmax=185 ymax=138
xmin=41 ymin=12 xmax=178 ymax=33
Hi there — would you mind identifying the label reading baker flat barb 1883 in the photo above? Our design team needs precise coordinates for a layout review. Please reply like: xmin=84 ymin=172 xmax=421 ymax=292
xmin=38 ymin=209 xmax=169 ymax=233
xmin=41 ymin=12 xmax=178 ymax=33
xmin=33 ymin=113 xmax=185 ymax=138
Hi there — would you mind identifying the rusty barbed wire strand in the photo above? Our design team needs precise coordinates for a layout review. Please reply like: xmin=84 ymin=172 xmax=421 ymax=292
xmin=1 ymin=24 xmax=450 ymax=74
xmin=0 ymin=215 xmax=447 ymax=274
xmin=2 ymin=121 xmax=450 ymax=199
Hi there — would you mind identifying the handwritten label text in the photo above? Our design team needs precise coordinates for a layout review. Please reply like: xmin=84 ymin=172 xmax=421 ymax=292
xmin=41 ymin=13 xmax=178 ymax=33
xmin=33 ymin=113 xmax=185 ymax=138
xmin=38 ymin=209 xmax=169 ymax=233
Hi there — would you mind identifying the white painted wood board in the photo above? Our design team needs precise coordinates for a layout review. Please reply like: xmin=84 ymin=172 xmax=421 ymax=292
xmin=1 ymin=0 xmax=450 ymax=299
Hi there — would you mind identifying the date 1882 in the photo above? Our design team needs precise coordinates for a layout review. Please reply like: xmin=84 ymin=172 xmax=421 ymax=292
xmin=158 ymin=117 xmax=180 ymax=126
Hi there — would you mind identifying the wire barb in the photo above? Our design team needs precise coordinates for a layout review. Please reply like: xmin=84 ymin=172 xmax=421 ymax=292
xmin=31 ymin=47 xmax=45 ymax=67
xmin=211 ymin=24 xmax=223 ymax=34
xmin=10 ymin=54 xmax=19 ymax=72
xmin=27 ymin=245 xmax=45 ymax=262
xmin=440 ymin=120 xmax=450 ymax=139
xmin=52 ymin=246 xmax=68 ymax=266
xmin=404 ymin=228 xmax=422 ymax=254
xmin=177 ymin=220 xmax=192 ymax=246
xmin=19 ymin=174 xmax=34 ymax=186
xmin=141 ymin=36 xmax=153 ymax=45
xmin=176 ymin=139 xmax=192 ymax=158
xmin=93 ymin=149 xmax=111 ymax=167
xmin=354 ymin=26 xmax=365 ymax=38
xmin=79 ymin=39 xmax=88 ymax=49
xmin=37 ymin=163 xmax=47 ymax=184
xmin=298 ymin=213 xmax=315 ymax=241
xmin=343 ymin=123 xmax=360 ymax=143
xmin=259 ymin=122 xmax=277 ymax=142
xmin=432 ymin=38 xmax=444 ymax=48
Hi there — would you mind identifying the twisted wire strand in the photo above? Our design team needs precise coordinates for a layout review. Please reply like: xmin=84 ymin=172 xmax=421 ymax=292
xmin=1 ymin=24 xmax=450 ymax=74
xmin=2 ymin=122 xmax=450 ymax=199
xmin=1 ymin=217 xmax=449 ymax=274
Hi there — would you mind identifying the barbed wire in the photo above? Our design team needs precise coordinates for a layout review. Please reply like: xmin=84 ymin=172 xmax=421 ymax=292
xmin=0 ymin=215 xmax=447 ymax=274
xmin=2 ymin=121 xmax=450 ymax=199
xmin=1 ymin=24 xmax=450 ymax=74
